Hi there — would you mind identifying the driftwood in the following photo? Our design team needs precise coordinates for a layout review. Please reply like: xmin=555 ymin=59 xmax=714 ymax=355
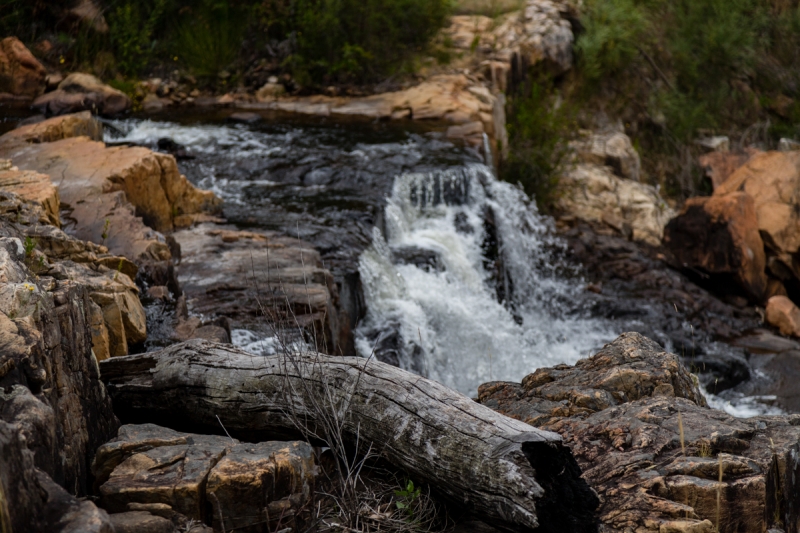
xmin=100 ymin=339 xmax=598 ymax=532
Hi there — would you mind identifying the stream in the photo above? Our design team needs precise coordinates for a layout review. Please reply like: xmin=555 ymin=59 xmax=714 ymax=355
xmin=106 ymin=111 xmax=783 ymax=417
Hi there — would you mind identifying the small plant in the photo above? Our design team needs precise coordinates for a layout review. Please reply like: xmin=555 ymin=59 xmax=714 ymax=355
xmin=23 ymin=236 xmax=36 ymax=257
xmin=101 ymin=219 xmax=110 ymax=244
xmin=697 ymin=441 xmax=712 ymax=458
xmin=394 ymin=480 xmax=421 ymax=516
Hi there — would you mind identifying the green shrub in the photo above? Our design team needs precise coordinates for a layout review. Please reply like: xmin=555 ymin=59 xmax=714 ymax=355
xmin=108 ymin=0 xmax=167 ymax=76
xmin=261 ymin=0 xmax=452 ymax=85
xmin=175 ymin=1 xmax=246 ymax=81
xmin=500 ymin=79 xmax=576 ymax=211
xmin=576 ymin=0 xmax=649 ymax=82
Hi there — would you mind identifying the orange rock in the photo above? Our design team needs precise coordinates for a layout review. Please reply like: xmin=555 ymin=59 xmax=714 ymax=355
xmin=663 ymin=192 xmax=767 ymax=302
xmin=0 ymin=37 xmax=46 ymax=98
xmin=698 ymin=149 xmax=758 ymax=191
xmin=715 ymin=151 xmax=800 ymax=257
xmin=765 ymin=295 xmax=800 ymax=337
xmin=0 ymin=164 xmax=60 ymax=226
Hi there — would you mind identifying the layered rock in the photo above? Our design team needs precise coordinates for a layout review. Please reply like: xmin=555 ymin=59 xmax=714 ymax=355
xmin=0 ymin=160 xmax=60 ymax=226
xmin=33 ymin=72 xmax=132 ymax=116
xmin=663 ymin=192 xmax=768 ymax=303
xmin=570 ymin=129 xmax=642 ymax=182
xmin=92 ymin=424 xmax=315 ymax=532
xmin=0 ymin=37 xmax=47 ymax=99
xmin=558 ymin=163 xmax=675 ymax=246
xmin=478 ymin=332 xmax=800 ymax=533
xmin=173 ymin=223 xmax=346 ymax=354
xmin=0 ymin=113 xmax=221 ymax=264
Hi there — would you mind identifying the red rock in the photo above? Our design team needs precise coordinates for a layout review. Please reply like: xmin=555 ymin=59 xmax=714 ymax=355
xmin=663 ymin=192 xmax=767 ymax=303
xmin=0 ymin=37 xmax=46 ymax=98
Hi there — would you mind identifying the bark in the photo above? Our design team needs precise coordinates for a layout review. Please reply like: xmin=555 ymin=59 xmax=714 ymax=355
xmin=100 ymin=339 xmax=598 ymax=533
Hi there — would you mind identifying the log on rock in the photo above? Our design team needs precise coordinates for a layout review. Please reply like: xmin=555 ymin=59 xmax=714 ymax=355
xmin=100 ymin=339 xmax=599 ymax=533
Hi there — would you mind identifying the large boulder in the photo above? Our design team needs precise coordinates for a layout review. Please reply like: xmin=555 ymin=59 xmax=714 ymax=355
xmin=478 ymin=332 xmax=800 ymax=533
xmin=93 ymin=424 xmax=315 ymax=531
xmin=0 ymin=37 xmax=46 ymax=98
xmin=765 ymin=295 xmax=800 ymax=338
xmin=663 ymin=192 xmax=767 ymax=303
xmin=558 ymin=163 xmax=675 ymax=246
xmin=714 ymin=151 xmax=800 ymax=285
xmin=33 ymin=72 xmax=132 ymax=116
xmin=0 ymin=113 xmax=221 ymax=264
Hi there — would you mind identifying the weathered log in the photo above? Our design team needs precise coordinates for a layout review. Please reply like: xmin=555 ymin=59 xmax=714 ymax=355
xmin=100 ymin=339 xmax=598 ymax=533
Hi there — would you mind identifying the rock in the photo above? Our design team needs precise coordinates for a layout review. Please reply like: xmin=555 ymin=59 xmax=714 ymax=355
xmin=207 ymin=441 xmax=315 ymax=532
xmin=571 ymin=130 xmax=642 ymax=182
xmin=695 ymin=136 xmax=730 ymax=153
xmin=0 ymin=114 xmax=221 ymax=264
xmin=778 ymin=138 xmax=800 ymax=152
xmin=478 ymin=332 xmax=800 ymax=532
xmin=141 ymin=93 xmax=165 ymax=112
xmin=698 ymin=149 xmax=757 ymax=191
xmin=255 ymin=82 xmax=286 ymax=101
xmin=68 ymin=0 xmax=109 ymax=33
xmin=173 ymin=223 xmax=345 ymax=354
xmin=0 ymin=163 xmax=60 ymax=226
xmin=108 ymin=512 xmax=175 ymax=533
xmin=0 ymin=37 xmax=46 ymax=98
xmin=558 ymin=163 xmax=675 ymax=246
xmin=31 ymin=72 xmax=132 ymax=116
xmin=1 ymin=110 xmax=103 ymax=143
xmin=663 ymin=192 xmax=767 ymax=303
xmin=94 ymin=424 xmax=315 ymax=530
xmin=765 ymin=295 xmax=800 ymax=337
xmin=714 ymin=151 xmax=800 ymax=279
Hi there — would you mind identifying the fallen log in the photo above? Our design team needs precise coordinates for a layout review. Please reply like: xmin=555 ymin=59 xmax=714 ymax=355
xmin=100 ymin=339 xmax=598 ymax=532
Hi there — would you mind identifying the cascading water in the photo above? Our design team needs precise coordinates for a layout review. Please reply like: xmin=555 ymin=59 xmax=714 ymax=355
xmin=355 ymin=163 xmax=613 ymax=396
xmin=105 ymin=113 xmax=783 ymax=416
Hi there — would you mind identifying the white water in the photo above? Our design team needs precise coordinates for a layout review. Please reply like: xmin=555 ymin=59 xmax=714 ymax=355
xmin=355 ymin=164 xmax=613 ymax=396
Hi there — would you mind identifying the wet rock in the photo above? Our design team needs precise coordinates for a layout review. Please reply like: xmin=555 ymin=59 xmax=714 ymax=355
xmin=108 ymin=512 xmax=175 ymax=533
xmin=173 ymin=223 xmax=345 ymax=354
xmin=558 ymin=163 xmax=675 ymax=246
xmin=663 ymin=192 xmax=767 ymax=303
xmin=93 ymin=424 xmax=315 ymax=530
xmin=33 ymin=72 xmax=131 ymax=116
xmin=570 ymin=129 xmax=641 ymax=182
xmin=0 ymin=37 xmax=47 ymax=98
xmin=766 ymin=295 xmax=800 ymax=337
xmin=478 ymin=332 xmax=800 ymax=532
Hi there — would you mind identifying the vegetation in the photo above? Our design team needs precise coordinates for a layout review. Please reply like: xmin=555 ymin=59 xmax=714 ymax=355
xmin=504 ymin=0 xmax=800 ymax=201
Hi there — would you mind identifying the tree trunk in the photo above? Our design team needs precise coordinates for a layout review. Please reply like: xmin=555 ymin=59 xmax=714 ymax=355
xmin=100 ymin=339 xmax=598 ymax=532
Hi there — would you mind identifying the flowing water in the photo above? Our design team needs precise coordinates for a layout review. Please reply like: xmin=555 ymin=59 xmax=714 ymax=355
xmin=106 ymin=112 xmax=780 ymax=416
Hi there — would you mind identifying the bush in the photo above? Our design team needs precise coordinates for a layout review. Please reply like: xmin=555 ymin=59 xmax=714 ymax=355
xmin=500 ymin=79 xmax=576 ymax=211
xmin=261 ymin=0 xmax=452 ymax=86
xmin=175 ymin=1 xmax=246 ymax=81
xmin=108 ymin=0 xmax=167 ymax=76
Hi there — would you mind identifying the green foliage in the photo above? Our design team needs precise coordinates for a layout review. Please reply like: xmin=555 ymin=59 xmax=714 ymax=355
xmin=501 ymin=79 xmax=576 ymax=211
xmin=108 ymin=0 xmax=167 ymax=76
xmin=394 ymin=480 xmax=421 ymax=515
xmin=576 ymin=0 xmax=649 ymax=82
xmin=23 ymin=236 xmax=36 ymax=257
xmin=262 ymin=0 xmax=452 ymax=85
xmin=175 ymin=1 xmax=246 ymax=81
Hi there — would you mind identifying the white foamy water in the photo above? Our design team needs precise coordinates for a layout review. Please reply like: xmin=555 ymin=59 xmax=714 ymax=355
xmin=355 ymin=164 xmax=614 ymax=396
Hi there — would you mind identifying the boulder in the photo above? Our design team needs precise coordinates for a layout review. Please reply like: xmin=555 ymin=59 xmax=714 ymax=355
xmin=0 ymin=161 xmax=60 ymax=226
xmin=558 ymin=163 xmax=675 ymax=246
xmin=663 ymin=192 xmax=767 ymax=303
xmin=698 ymin=149 xmax=757 ymax=191
xmin=33 ymin=72 xmax=132 ymax=116
xmin=0 ymin=37 xmax=46 ymax=98
xmin=478 ymin=332 xmax=800 ymax=533
xmin=93 ymin=424 xmax=315 ymax=531
xmin=0 ymin=114 xmax=221 ymax=264
xmin=570 ymin=130 xmax=642 ymax=182
xmin=172 ymin=223 xmax=344 ymax=354
xmin=108 ymin=512 xmax=175 ymax=533
xmin=714 ymin=151 xmax=800 ymax=284
xmin=765 ymin=295 xmax=800 ymax=337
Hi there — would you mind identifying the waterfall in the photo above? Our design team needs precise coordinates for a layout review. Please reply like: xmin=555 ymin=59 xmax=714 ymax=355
xmin=355 ymin=163 xmax=614 ymax=396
